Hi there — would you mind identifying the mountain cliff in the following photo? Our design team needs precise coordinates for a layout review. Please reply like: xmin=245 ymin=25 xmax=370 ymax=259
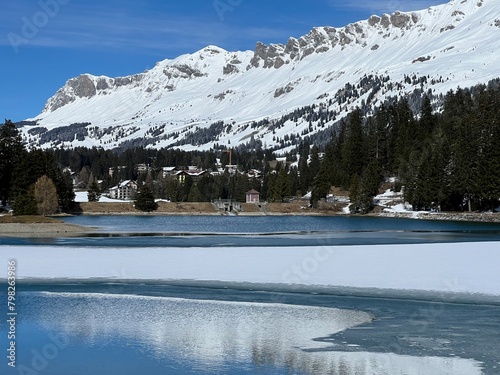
xmin=21 ymin=0 xmax=500 ymax=151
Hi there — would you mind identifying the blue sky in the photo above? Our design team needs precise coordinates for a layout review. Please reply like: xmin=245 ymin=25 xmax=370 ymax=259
xmin=0 ymin=0 xmax=447 ymax=122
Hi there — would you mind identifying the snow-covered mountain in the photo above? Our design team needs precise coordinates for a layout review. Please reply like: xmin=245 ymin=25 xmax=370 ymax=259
xmin=22 ymin=0 xmax=500 ymax=152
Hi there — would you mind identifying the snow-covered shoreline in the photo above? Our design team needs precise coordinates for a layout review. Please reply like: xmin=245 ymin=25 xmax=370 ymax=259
xmin=2 ymin=242 xmax=499 ymax=300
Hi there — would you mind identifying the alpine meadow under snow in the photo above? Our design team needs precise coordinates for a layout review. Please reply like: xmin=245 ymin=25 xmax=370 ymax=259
xmin=20 ymin=0 xmax=500 ymax=152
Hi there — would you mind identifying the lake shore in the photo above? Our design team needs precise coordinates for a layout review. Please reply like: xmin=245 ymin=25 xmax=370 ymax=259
xmin=1 ymin=202 xmax=499 ymax=237
xmin=374 ymin=210 xmax=500 ymax=223
xmin=68 ymin=201 xmax=500 ymax=222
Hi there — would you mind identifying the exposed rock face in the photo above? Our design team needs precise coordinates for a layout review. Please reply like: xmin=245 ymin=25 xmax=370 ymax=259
xmin=163 ymin=64 xmax=204 ymax=79
xmin=46 ymin=90 xmax=75 ymax=112
xmin=68 ymin=75 xmax=96 ymax=98
xmin=43 ymin=73 xmax=146 ymax=112
xmin=381 ymin=14 xmax=391 ymax=28
xmin=247 ymin=9 xmax=421 ymax=69
xmin=248 ymin=42 xmax=287 ymax=69
xmin=390 ymin=12 xmax=412 ymax=28
xmin=45 ymin=75 xmax=96 ymax=112
xmin=96 ymin=78 xmax=111 ymax=90
xmin=368 ymin=15 xmax=381 ymax=27
xmin=223 ymin=64 xmax=239 ymax=75
xmin=114 ymin=74 xmax=143 ymax=87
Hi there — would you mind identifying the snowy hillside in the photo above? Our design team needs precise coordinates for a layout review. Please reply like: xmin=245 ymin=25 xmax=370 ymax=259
xmin=21 ymin=0 xmax=500 ymax=151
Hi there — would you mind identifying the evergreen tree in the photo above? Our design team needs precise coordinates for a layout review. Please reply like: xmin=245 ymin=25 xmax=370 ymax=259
xmin=419 ymin=95 xmax=436 ymax=142
xmin=0 ymin=120 xmax=26 ymax=205
xmin=297 ymin=142 xmax=311 ymax=194
xmin=310 ymin=159 xmax=331 ymax=207
xmin=12 ymin=186 xmax=37 ymax=216
xmin=308 ymin=146 xmax=321 ymax=182
xmin=188 ymin=183 xmax=202 ymax=202
xmin=87 ymin=180 xmax=101 ymax=202
xmin=272 ymin=168 xmax=290 ymax=202
xmin=342 ymin=109 xmax=365 ymax=180
xmin=348 ymin=175 xmax=360 ymax=213
xmin=167 ymin=178 xmax=180 ymax=202
xmin=134 ymin=184 xmax=158 ymax=212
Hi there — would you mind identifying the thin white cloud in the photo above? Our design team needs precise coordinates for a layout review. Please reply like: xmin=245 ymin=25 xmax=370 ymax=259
xmin=326 ymin=0 xmax=449 ymax=13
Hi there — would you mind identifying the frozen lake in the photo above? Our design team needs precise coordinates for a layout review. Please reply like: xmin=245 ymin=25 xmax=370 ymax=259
xmin=1 ymin=215 xmax=499 ymax=374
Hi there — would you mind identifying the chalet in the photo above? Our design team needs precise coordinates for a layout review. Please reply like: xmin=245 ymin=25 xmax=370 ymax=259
xmin=162 ymin=167 xmax=178 ymax=178
xmin=175 ymin=168 xmax=207 ymax=182
xmin=135 ymin=163 xmax=149 ymax=174
xmin=108 ymin=180 xmax=138 ymax=200
xmin=247 ymin=169 xmax=262 ymax=179
xmin=246 ymin=189 xmax=260 ymax=204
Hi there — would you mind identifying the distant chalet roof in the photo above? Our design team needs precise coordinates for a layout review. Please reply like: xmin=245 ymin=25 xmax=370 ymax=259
xmin=246 ymin=189 xmax=260 ymax=195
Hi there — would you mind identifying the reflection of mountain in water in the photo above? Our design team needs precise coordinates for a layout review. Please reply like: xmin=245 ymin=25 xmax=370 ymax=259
xmin=32 ymin=292 xmax=482 ymax=375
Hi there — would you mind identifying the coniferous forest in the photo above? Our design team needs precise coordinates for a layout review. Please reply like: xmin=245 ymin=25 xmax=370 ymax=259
xmin=1 ymin=82 xmax=499 ymax=215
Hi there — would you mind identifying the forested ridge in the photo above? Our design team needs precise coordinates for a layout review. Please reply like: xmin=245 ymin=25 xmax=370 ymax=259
xmin=1 ymin=81 xmax=499 ymax=214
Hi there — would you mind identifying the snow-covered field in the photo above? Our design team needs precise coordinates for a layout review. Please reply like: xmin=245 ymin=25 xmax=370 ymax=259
xmin=2 ymin=242 xmax=499 ymax=299
xmin=74 ymin=191 xmax=125 ymax=203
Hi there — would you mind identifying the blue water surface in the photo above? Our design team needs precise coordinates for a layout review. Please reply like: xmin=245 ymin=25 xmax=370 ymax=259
xmin=2 ymin=215 xmax=500 ymax=247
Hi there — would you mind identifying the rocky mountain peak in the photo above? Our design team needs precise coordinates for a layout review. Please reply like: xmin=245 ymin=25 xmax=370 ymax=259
xmin=246 ymin=8 xmax=423 ymax=71
xmin=28 ymin=0 xmax=499 ymax=152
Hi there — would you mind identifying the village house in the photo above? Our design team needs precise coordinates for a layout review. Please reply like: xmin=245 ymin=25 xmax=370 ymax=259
xmin=162 ymin=167 xmax=178 ymax=178
xmin=247 ymin=169 xmax=263 ymax=179
xmin=108 ymin=180 xmax=138 ymax=200
xmin=175 ymin=168 xmax=207 ymax=183
xmin=135 ymin=163 xmax=148 ymax=174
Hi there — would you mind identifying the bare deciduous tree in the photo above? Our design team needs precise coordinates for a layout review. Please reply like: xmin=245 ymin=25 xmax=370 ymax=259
xmin=34 ymin=175 xmax=59 ymax=216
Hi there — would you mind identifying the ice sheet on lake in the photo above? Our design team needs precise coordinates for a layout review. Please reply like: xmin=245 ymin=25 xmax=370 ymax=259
xmin=29 ymin=292 xmax=482 ymax=375
xmin=2 ymin=242 xmax=500 ymax=297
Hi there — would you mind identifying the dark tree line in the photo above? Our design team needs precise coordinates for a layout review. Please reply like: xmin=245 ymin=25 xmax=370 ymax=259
xmin=306 ymin=82 xmax=500 ymax=212
xmin=0 ymin=120 xmax=74 ymax=214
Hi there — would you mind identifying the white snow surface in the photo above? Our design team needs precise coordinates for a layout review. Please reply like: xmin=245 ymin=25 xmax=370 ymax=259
xmin=74 ymin=191 xmax=124 ymax=203
xmin=2 ymin=242 xmax=499 ymax=297
xmin=22 ymin=0 xmax=500 ymax=152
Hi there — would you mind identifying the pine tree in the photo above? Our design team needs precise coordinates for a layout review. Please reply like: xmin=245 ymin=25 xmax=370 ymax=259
xmin=134 ymin=184 xmax=158 ymax=212
xmin=308 ymin=146 xmax=321 ymax=182
xmin=310 ymin=160 xmax=331 ymax=207
xmin=0 ymin=120 xmax=26 ymax=205
xmin=187 ymin=183 xmax=202 ymax=202
xmin=12 ymin=186 xmax=37 ymax=216
xmin=87 ymin=180 xmax=101 ymax=202
xmin=419 ymin=95 xmax=435 ymax=142
xmin=272 ymin=168 xmax=290 ymax=202
xmin=342 ymin=109 xmax=365 ymax=180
